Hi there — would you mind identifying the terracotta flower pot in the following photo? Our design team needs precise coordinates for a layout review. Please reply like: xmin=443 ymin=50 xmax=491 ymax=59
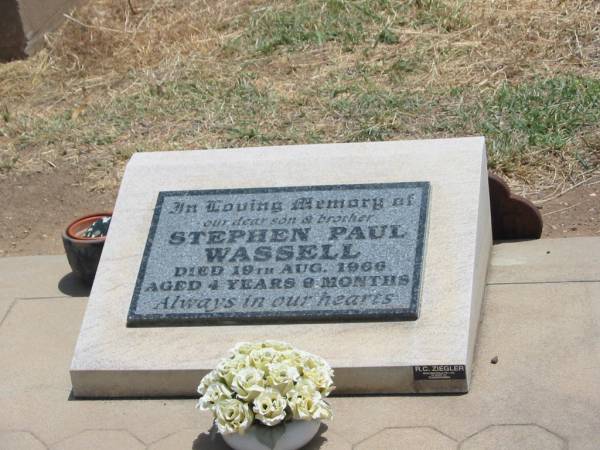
xmin=62 ymin=212 xmax=112 ymax=286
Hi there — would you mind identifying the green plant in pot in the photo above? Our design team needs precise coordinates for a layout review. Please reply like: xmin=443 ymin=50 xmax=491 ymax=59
xmin=62 ymin=213 xmax=112 ymax=285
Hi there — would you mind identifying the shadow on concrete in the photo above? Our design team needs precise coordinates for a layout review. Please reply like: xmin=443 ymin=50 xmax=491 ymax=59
xmin=305 ymin=423 xmax=329 ymax=449
xmin=193 ymin=425 xmax=229 ymax=449
xmin=191 ymin=423 xmax=330 ymax=449
xmin=58 ymin=272 xmax=91 ymax=297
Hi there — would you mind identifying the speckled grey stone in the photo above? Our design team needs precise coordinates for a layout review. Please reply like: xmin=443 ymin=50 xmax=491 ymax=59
xmin=127 ymin=183 xmax=429 ymax=326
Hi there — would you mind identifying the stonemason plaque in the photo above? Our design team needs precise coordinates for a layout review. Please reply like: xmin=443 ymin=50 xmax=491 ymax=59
xmin=127 ymin=182 xmax=429 ymax=326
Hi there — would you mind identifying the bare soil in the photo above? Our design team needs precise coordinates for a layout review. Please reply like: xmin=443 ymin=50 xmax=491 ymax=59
xmin=537 ymin=177 xmax=600 ymax=238
xmin=1 ymin=169 xmax=597 ymax=257
xmin=0 ymin=169 xmax=115 ymax=256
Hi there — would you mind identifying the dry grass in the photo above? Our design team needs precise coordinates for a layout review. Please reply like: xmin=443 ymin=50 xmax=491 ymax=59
xmin=0 ymin=0 xmax=599 ymax=191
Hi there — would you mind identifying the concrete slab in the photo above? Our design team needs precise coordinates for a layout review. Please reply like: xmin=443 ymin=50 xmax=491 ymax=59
xmin=0 ymin=297 xmax=15 ymax=328
xmin=0 ymin=431 xmax=47 ymax=450
xmin=488 ymin=237 xmax=600 ymax=284
xmin=325 ymin=281 xmax=600 ymax=449
xmin=0 ymin=255 xmax=88 ymax=299
xmin=0 ymin=299 xmax=85 ymax=394
xmin=1 ymin=238 xmax=599 ymax=449
xmin=51 ymin=430 xmax=146 ymax=450
xmin=354 ymin=428 xmax=457 ymax=450
xmin=459 ymin=425 xmax=565 ymax=450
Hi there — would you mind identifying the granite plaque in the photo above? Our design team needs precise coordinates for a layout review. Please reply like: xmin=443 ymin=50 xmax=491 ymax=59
xmin=127 ymin=182 xmax=429 ymax=326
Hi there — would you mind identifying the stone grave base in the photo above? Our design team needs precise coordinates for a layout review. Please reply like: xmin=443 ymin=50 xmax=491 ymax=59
xmin=70 ymin=138 xmax=491 ymax=397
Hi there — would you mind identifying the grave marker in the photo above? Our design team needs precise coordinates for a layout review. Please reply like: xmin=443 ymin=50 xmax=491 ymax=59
xmin=70 ymin=138 xmax=491 ymax=397
xmin=127 ymin=183 xmax=429 ymax=326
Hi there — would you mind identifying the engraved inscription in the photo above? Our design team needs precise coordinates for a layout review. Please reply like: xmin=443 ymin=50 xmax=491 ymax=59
xmin=127 ymin=183 xmax=429 ymax=326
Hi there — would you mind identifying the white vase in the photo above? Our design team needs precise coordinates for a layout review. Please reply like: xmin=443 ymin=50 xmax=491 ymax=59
xmin=222 ymin=420 xmax=321 ymax=450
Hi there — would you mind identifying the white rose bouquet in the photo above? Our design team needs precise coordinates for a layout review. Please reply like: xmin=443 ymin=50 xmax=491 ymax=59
xmin=197 ymin=341 xmax=334 ymax=435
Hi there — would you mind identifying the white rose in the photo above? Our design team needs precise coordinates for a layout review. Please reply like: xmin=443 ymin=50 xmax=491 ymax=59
xmin=279 ymin=350 xmax=304 ymax=367
xmin=231 ymin=367 xmax=265 ymax=401
xmin=197 ymin=382 xmax=232 ymax=411
xmin=303 ymin=367 xmax=335 ymax=396
xmin=233 ymin=342 xmax=257 ymax=355
xmin=301 ymin=352 xmax=333 ymax=376
xmin=247 ymin=347 xmax=279 ymax=371
xmin=252 ymin=388 xmax=288 ymax=426
xmin=214 ymin=398 xmax=254 ymax=435
xmin=293 ymin=377 xmax=317 ymax=394
xmin=216 ymin=355 xmax=248 ymax=387
xmin=260 ymin=340 xmax=294 ymax=351
xmin=286 ymin=387 xmax=333 ymax=421
xmin=312 ymin=400 xmax=333 ymax=420
xmin=266 ymin=362 xmax=300 ymax=394
xmin=285 ymin=378 xmax=318 ymax=413
xmin=286 ymin=388 xmax=320 ymax=420
xmin=197 ymin=370 xmax=219 ymax=396
xmin=285 ymin=381 xmax=315 ymax=405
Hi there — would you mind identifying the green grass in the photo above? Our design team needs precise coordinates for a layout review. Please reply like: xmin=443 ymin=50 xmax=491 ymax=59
xmin=10 ymin=72 xmax=600 ymax=175
xmin=3 ymin=0 xmax=599 ymax=188
xmin=458 ymin=76 xmax=600 ymax=170
xmin=12 ymin=73 xmax=283 ymax=158
xmin=225 ymin=0 xmax=469 ymax=55
xmin=412 ymin=0 xmax=470 ymax=32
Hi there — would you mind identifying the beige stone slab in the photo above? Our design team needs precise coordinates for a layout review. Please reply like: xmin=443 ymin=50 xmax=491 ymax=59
xmin=488 ymin=237 xmax=600 ymax=284
xmin=71 ymin=138 xmax=492 ymax=396
xmin=0 ymin=298 xmax=202 ymax=446
xmin=0 ymin=297 xmax=15 ymax=327
xmin=354 ymin=427 xmax=457 ymax=450
xmin=2 ymin=249 xmax=600 ymax=449
xmin=459 ymin=425 xmax=565 ymax=450
xmin=50 ymin=430 xmax=145 ymax=450
xmin=0 ymin=255 xmax=87 ymax=299
xmin=147 ymin=429 xmax=227 ymax=450
xmin=0 ymin=299 xmax=85 ymax=395
xmin=0 ymin=431 xmax=47 ymax=450
xmin=321 ymin=281 xmax=600 ymax=449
